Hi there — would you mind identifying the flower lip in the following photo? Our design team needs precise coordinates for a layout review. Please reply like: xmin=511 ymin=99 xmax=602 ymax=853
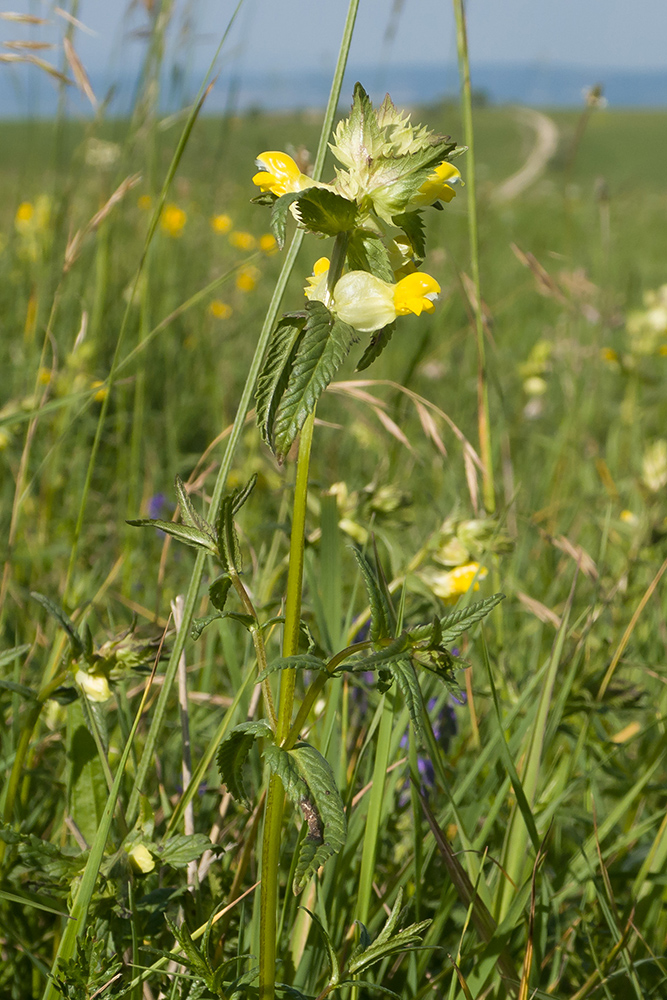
xmin=252 ymin=151 xmax=316 ymax=197
xmin=393 ymin=272 xmax=441 ymax=317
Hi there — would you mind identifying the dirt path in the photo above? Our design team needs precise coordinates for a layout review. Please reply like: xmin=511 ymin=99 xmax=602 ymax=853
xmin=492 ymin=108 xmax=559 ymax=204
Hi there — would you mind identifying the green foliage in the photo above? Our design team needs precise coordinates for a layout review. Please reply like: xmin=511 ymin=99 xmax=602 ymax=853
xmin=272 ymin=301 xmax=356 ymax=462
xmin=262 ymin=740 xmax=347 ymax=894
xmin=217 ymin=721 xmax=274 ymax=806
xmin=293 ymin=188 xmax=358 ymax=237
xmin=256 ymin=313 xmax=308 ymax=448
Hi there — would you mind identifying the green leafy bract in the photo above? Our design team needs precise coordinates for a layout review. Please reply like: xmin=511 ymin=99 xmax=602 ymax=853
xmin=346 ymin=230 xmax=394 ymax=282
xmin=174 ymin=474 xmax=215 ymax=539
xmin=256 ymin=313 xmax=308 ymax=448
xmin=256 ymin=653 xmax=328 ymax=684
xmin=263 ymin=741 xmax=347 ymax=894
xmin=355 ymin=323 xmax=395 ymax=372
xmin=270 ymin=191 xmax=301 ymax=248
xmin=217 ymin=721 xmax=274 ymax=807
xmin=273 ymin=301 xmax=356 ymax=463
xmin=126 ymin=518 xmax=218 ymax=555
xmin=393 ymin=210 xmax=426 ymax=262
xmin=351 ymin=547 xmax=392 ymax=644
xmin=293 ymin=187 xmax=358 ymax=236
xmin=347 ymin=887 xmax=431 ymax=975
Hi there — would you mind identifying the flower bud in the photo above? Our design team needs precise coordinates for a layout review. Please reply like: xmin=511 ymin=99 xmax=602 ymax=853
xmin=126 ymin=843 xmax=155 ymax=874
xmin=75 ymin=669 xmax=111 ymax=703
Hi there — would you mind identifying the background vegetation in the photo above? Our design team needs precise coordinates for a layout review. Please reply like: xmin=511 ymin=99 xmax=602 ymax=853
xmin=2 ymin=48 xmax=667 ymax=1000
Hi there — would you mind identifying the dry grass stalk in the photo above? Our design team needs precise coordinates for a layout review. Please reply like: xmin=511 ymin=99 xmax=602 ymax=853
xmin=64 ymin=174 xmax=142 ymax=272
xmin=63 ymin=36 xmax=97 ymax=108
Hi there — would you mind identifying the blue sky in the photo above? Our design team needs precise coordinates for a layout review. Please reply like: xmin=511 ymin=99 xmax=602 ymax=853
xmin=2 ymin=0 xmax=666 ymax=74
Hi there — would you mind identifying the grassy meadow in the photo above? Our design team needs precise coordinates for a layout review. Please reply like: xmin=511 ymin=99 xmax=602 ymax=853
xmin=2 ymin=83 xmax=667 ymax=999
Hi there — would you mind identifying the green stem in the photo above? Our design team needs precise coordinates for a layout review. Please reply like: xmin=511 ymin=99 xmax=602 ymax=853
xmin=452 ymin=0 xmax=495 ymax=514
xmin=259 ymin=412 xmax=315 ymax=1000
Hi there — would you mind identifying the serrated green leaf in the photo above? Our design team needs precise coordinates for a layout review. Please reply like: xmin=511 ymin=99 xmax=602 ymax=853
xmin=165 ymin=915 xmax=211 ymax=977
xmin=0 ymin=823 xmax=87 ymax=883
xmin=191 ymin=611 xmax=224 ymax=640
xmin=126 ymin=518 xmax=218 ymax=555
xmin=156 ymin=833 xmax=215 ymax=868
xmin=217 ymin=493 xmax=242 ymax=571
xmin=217 ymin=721 xmax=274 ymax=806
xmin=349 ymin=921 xmax=372 ymax=964
xmin=392 ymin=210 xmax=426 ymax=261
xmin=351 ymin=634 xmax=410 ymax=670
xmin=299 ymin=907 xmax=339 ymax=984
xmin=229 ymin=473 xmax=258 ymax=515
xmin=355 ymin=323 xmax=395 ymax=372
xmin=30 ymin=592 xmax=83 ymax=659
xmin=347 ymin=918 xmax=432 ymax=974
xmin=390 ymin=659 xmax=426 ymax=748
xmin=256 ymin=653 xmax=327 ymax=684
xmin=209 ymin=575 xmax=232 ymax=613
xmin=174 ymin=474 xmax=215 ymax=539
xmin=346 ymin=230 xmax=394 ymax=282
xmin=351 ymin=547 xmax=392 ymax=644
xmin=332 ymin=983 xmax=401 ymax=999
xmin=273 ymin=302 xmax=356 ymax=462
xmin=81 ymin=623 xmax=94 ymax=664
xmin=0 ymin=643 xmax=31 ymax=669
xmin=263 ymin=741 xmax=347 ymax=894
xmin=271 ymin=191 xmax=301 ymax=249
xmin=256 ymin=314 xmax=308 ymax=448
xmin=0 ymin=677 xmax=36 ymax=699
xmin=439 ymin=593 xmax=505 ymax=645
xmin=293 ymin=187 xmax=357 ymax=236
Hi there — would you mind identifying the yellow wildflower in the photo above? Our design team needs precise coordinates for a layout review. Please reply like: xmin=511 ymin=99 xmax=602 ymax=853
xmin=409 ymin=161 xmax=462 ymax=209
xmin=75 ymin=669 xmax=111 ymax=702
xmin=252 ymin=151 xmax=319 ymax=197
xmin=333 ymin=270 xmax=440 ymax=333
xmin=160 ymin=204 xmax=187 ymax=238
xmin=229 ymin=230 xmax=256 ymax=251
xmin=259 ymin=233 xmax=278 ymax=254
xmin=427 ymin=562 xmax=487 ymax=603
xmin=211 ymin=213 xmax=232 ymax=233
xmin=304 ymin=257 xmax=332 ymax=305
xmin=137 ymin=194 xmax=152 ymax=211
xmin=91 ymin=379 xmax=108 ymax=402
xmin=600 ymin=347 xmax=619 ymax=363
xmin=209 ymin=299 xmax=233 ymax=319
xmin=126 ymin=843 xmax=155 ymax=874
xmin=236 ymin=266 xmax=260 ymax=292
xmin=37 ymin=367 xmax=51 ymax=385
xmin=620 ymin=510 xmax=638 ymax=526
xmin=15 ymin=201 xmax=34 ymax=229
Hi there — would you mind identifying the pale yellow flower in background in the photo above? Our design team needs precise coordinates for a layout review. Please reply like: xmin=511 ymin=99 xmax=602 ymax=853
xmin=137 ymin=194 xmax=152 ymax=211
xmin=15 ymin=201 xmax=34 ymax=229
xmin=75 ymin=669 xmax=111 ymax=702
xmin=409 ymin=161 xmax=462 ymax=209
xmin=0 ymin=429 xmax=11 ymax=451
xmin=91 ymin=379 xmax=108 ymax=402
xmin=620 ymin=510 xmax=639 ymax=526
xmin=523 ymin=376 xmax=547 ymax=397
xmin=252 ymin=151 xmax=320 ymax=197
xmin=236 ymin=266 xmax=260 ymax=292
xmin=259 ymin=233 xmax=278 ymax=254
xmin=642 ymin=439 xmax=667 ymax=493
xmin=126 ymin=843 xmax=155 ymax=874
xmin=425 ymin=562 xmax=487 ymax=603
xmin=37 ymin=367 xmax=51 ymax=385
xmin=600 ymin=347 xmax=619 ymax=363
xmin=229 ymin=230 xmax=256 ymax=251
xmin=211 ymin=212 xmax=232 ymax=233
xmin=209 ymin=299 xmax=233 ymax=319
xmin=160 ymin=204 xmax=187 ymax=238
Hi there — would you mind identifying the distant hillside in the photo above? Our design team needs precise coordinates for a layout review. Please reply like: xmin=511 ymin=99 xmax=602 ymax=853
xmin=0 ymin=61 xmax=665 ymax=117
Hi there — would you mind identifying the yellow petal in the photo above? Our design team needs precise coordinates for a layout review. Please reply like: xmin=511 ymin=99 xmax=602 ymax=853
xmin=333 ymin=271 xmax=396 ymax=333
xmin=393 ymin=272 xmax=440 ymax=317
xmin=411 ymin=161 xmax=461 ymax=208
xmin=252 ymin=151 xmax=304 ymax=196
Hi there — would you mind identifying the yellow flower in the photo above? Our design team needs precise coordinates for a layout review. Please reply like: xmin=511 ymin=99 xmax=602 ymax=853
xmin=304 ymin=257 xmax=332 ymax=304
xmin=15 ymin=201 xmax=34 ymax=228
xmin=126 ymin=843 xmax=155 ymax=874
xmin=427 ymin=562 xmax=487 ymax=603
xmin=659 ymin=344 xmax=667 ymax=357
xmin=332 ymin=270 xmax=440 ymax=333
xmin=0 ymin=428 xmax=11 ymax=450
xmin=409 ymin=161 xmax=462 ymax=209
xmin=211 ymin=213 xmax=232 ymax=233
xmin=75 ymin=669 xmax=111 ymax=702
xmin=259 ymin=233 xmax=278 ymax=254
xmin=620 ymin=510 xmax=638 ymax=526
xmin=229 ymin=230 xmax=256 ymax=251
xmin=236 ymin=266 xmax=260 ymax=292
xmin=600 ymin=347 xmax=619 ymax=363
xmin=209 ymin=299 xmax=233 ymax=319
xmin=160 ymin=204 xmax=187 ymax=238
xmin=37 ymin=367 xmax=51 ymax=385
xmin=91 ymin=379 xmax=108 ymax=401
xmin=137 ymin=194 xmax=152 ymax=211
xmin=252 ymin=151 xmax=319 ymax=197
